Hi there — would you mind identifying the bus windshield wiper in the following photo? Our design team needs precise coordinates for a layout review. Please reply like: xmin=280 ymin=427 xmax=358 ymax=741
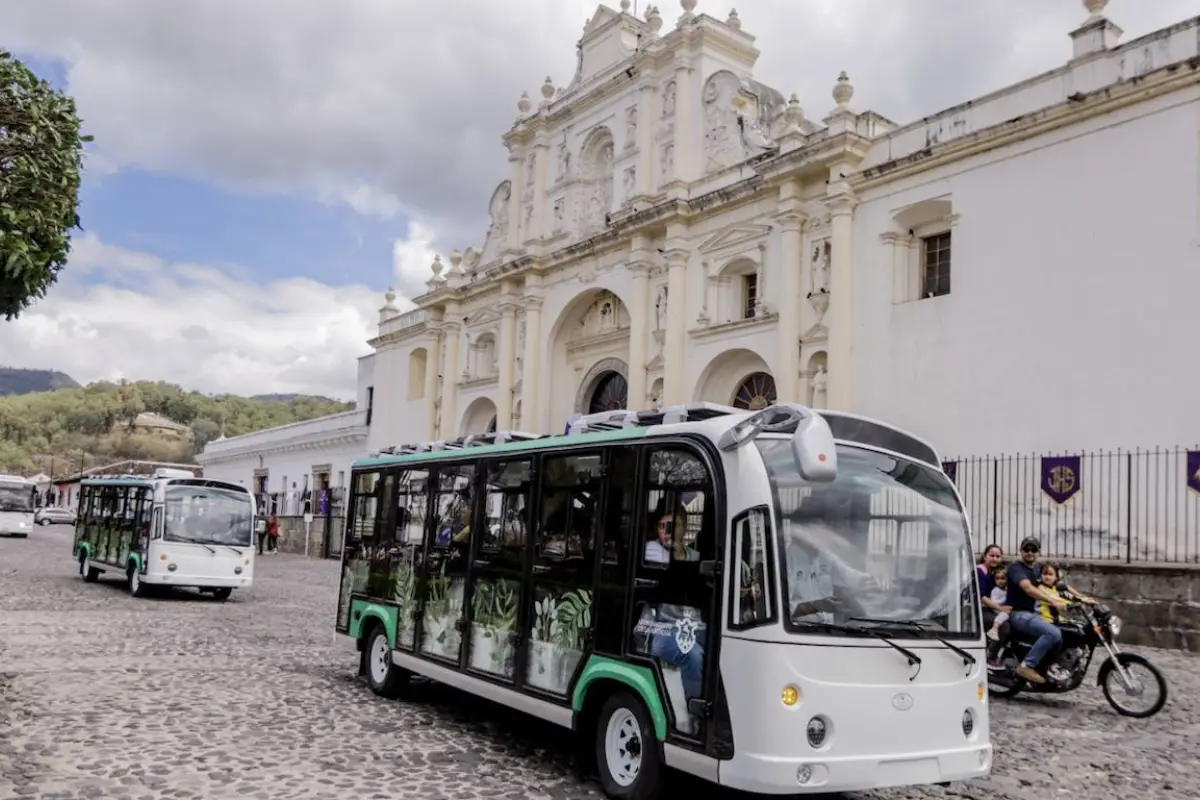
xmin=169 ymin=535 xmax=216 ymax=554
xmin=850 ymin=617 xmax=976 ymax=670
xmin=221 ymin=545 xmax=244 ymax=556
xmin=792 ymin=620 xmax=923 ymax=675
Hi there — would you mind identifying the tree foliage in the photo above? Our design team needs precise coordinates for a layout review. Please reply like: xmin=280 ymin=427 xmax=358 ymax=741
xmin=0 ymin=379 xmax=354 ymax=475
xmin=0 ymin=50 xmax=92 ymax=319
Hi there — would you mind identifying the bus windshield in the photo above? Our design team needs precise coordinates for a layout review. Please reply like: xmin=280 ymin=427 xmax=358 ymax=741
xmin=0 ymin=485 xmax=34 ymax=513
xmin=164 ymin=485 xmax=253 ymax=547
xmin=757 ymin=438 xmax=979 ymax=640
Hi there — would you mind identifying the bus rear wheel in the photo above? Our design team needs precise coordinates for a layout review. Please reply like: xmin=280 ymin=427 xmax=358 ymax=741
xmin=363 ymin=624 xmax=406 ymax=699
xmin=594 ymin=690 xmax=662 ymax=800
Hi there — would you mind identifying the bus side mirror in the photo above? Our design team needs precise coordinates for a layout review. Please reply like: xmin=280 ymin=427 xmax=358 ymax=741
xmin=791 ymin=413 xmax=838 ymax=483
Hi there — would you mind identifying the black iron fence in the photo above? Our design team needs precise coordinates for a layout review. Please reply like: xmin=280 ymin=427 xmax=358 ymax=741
xmin=945 ymin=447 xmax=1200 ymax=564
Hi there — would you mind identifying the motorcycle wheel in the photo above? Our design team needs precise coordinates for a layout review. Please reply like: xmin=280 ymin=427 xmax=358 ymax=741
xmin=987 ymin=675 xmax=1022 ymax=699
xmin=1100 ymin=653 xmax=1168 ymax=718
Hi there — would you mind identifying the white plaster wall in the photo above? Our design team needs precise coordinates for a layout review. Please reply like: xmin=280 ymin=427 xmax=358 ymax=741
xmin=356 ymin=354 xmax=375 ymax=409
xmin=200 ymin=442 xmax=362 ymax=498
xmin=853 ymin=87 xmax=1200 ymax=457
xmin=366 ymin=340 xmax=426 ymax=451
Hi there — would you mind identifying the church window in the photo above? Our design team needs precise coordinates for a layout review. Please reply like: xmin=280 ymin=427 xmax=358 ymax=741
xmin=742 ymin=274 xmax=758 ymax=319
xmin=921 ymin=232 xmax=951 ymax=298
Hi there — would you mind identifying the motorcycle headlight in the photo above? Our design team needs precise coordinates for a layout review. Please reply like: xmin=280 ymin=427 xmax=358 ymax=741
xmin=1108 ymin=615 xmax=1122 ymax=638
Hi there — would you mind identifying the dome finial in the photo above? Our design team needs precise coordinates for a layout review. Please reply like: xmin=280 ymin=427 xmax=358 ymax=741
xmin=832 ymin=71 xmax=854 ymax=108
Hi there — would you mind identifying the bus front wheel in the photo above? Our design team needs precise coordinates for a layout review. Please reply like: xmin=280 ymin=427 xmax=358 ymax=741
xmin=594 ymin=690 xmax=662 ymax=800
xmin=363 ymin=625 xmax=406 ymax=699
xmin=127 ymin=567 xmax=148 ymax=598
xmin=79 ymin=554 xmax=99 ymax=582
xmin=211 ymin=588 xmax=233 ymax=601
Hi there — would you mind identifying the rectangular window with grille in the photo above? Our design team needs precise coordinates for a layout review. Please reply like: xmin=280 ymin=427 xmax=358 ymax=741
xmin=922 ymin=232 xmax=951 ymax=298
xmin=742 ymin=273 xmax=758 ymax=319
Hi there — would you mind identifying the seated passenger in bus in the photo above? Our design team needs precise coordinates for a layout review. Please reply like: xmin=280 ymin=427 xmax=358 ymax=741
xmin=785 ymin=492 xmax=879 ymax=622
xmin=640 ymin=505 xmax=706 ymax=702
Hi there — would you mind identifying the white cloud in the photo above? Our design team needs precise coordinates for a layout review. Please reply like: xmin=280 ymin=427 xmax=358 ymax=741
xmin=0 ymin=232 xmax=380 ymax=399
xmin=392 ymin=221 xmax=439 ymax=299
xmin=5 ymin=0 xmax=1195 ymax=252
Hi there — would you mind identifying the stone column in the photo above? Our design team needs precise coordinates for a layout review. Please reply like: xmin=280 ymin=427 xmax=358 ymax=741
xmin=530 ymin=134 xmax=550 ymax=241
xmin=825 ymin=183 xmax=858 ymax=411
xmin=636 ymin=83 xmax=656 ymax=197
xmin=775 ymin=183 xmax=806 ymax=403
xmin=424 ymin=322 xmax=443 ymax=440
xmin=627 ymin=258 xmax=652 ymax=410
xmin=441 ymin=311 xmax=462 ymax=440
xmin=879 ymin=232 xmax=908 ymax=305
xmin=670 ymin=64 xmax=693 ymax=183
xmin=520 ymin=278 xmax=544 ymax=432
xmin=506 ymin=147 xmax=523 ymax=253
xmin=662 ymin=223 xmax=689 ymax=404
xmin=496 ymin=283 xmax=519 ymax=430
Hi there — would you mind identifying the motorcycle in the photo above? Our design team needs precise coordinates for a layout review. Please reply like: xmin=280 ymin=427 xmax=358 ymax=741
xmin=987 ymin=593 xmax=1168 ymax=718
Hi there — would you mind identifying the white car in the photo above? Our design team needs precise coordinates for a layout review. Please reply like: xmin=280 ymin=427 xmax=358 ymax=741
xmin=34 ymin=506 xmax=77 ymax=526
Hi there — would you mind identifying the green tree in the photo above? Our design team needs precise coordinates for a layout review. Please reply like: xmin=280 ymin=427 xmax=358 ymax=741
xmin=0 ymin=50 xmax=92 ymax=319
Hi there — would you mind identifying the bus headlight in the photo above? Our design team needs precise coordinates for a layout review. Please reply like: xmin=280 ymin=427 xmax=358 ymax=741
xmin=1108 ymin=615 xmax=1122 ymax=638
xmin=234 ymin=566 xmax=243 ymax=575
xmin=806 ymin=717 xmax=827 ymax=748
xmin=961 ymin=709 xmax=975 ymax=738
xmin=167 ymin=563 xmax=177 ymax=572
xmin=781 ymin=685 xmax=800 ymax=706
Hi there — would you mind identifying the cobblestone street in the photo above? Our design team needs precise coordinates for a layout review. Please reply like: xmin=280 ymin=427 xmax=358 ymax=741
xmin=1 ymin=528 xmax=1197 ymax=800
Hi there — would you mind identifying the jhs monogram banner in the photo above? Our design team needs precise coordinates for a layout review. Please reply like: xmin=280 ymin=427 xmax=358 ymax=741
xmin=1040 ymin=455 xmax=1081 ymax=504
xmin=1187 ymin=450 xmax=1200 ymax=494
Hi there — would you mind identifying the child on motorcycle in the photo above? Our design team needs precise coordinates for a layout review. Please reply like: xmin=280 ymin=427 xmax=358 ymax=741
xmin=985 ymin=567 xmax=1012 ymax=667
xmin=1036 ymin=564 xmax=1097 ymax=682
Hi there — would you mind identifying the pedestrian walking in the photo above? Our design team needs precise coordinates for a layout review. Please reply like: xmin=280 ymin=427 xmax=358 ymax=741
xmin=256 ymin=515 xmax=268 ymax=555
xmin=267 ymin=514 xmax=280 ymax=553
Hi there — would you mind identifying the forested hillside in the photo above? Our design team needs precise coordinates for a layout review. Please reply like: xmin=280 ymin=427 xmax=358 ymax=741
xmin=0 ymin=367 xmax=81 ymax=396
xmin=0 ymin=379 xmax=353 ymax=475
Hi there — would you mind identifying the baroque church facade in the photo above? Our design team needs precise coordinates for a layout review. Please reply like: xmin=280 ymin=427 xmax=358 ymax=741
xmin=200 ymin=0 xmax=1199 ymax=510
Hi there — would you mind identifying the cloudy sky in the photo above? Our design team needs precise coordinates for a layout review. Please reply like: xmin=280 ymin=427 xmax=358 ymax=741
xmin=0 ymin=0 xmax=1192 ymax=399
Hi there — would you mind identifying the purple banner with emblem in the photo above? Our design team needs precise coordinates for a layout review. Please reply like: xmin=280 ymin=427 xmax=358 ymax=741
xmin=1041 ymin=455 xmax=1081 ymax=504
xmin=1187 ymin=450 xmax=1200 ymax=495
xmin=941 ymin=460 xmax=958 ymax=483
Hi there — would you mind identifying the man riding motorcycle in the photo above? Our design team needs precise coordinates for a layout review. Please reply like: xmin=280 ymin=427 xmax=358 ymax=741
xmin=1003 ymin=537 xmax=1072 ymax=684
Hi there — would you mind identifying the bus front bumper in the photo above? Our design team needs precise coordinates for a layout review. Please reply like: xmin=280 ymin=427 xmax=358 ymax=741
xmin=719 ymin=744 xmax=992 ymax=794
xmin=141 ymin=572 xmax=252 ymax=589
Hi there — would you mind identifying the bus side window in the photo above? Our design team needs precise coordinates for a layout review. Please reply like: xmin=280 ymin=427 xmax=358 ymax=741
xmin=730 ymin=507 xmax=776 ymax=630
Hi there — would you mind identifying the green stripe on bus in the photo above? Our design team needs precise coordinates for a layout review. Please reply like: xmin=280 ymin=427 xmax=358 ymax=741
xmin=352 ymin=426 xmax=650 ymax=470
xmin=347 ymin=598 xmax=398 ymax=647
xmin=572 ymin=655 xmax=668 ymax=741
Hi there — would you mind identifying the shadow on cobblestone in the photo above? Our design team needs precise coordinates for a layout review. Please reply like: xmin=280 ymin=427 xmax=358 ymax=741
xmin=1 ymin=530 xmax=1197 ymax=800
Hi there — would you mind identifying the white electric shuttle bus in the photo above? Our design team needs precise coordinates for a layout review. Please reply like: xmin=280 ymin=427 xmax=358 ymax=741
xmin=0 ymin=473 xmax=36 ymax=537
xmin=72 ymin=468 xmax=256 ymax=600
xmin=335 ymin=403 xmax=990 ymax=797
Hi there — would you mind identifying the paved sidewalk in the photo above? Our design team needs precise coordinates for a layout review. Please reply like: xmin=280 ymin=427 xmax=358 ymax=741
xmin=1 ymin=528 xmax=1196 ymax=799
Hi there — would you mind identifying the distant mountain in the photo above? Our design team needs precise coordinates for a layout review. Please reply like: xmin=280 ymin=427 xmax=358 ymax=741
xmin=0 ymin=367 xmax=80 ymax=396
xmin=252 ymin=393 xmax=336 ymax=402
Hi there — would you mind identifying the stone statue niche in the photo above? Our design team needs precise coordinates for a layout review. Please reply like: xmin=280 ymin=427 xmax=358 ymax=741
xmin=575 ymin=128 xmax=615 ymax=235
xmin=479 ymin=180 xmax=512 ymax=264
xmin=701 ymin=70 xmax=777 ymax=175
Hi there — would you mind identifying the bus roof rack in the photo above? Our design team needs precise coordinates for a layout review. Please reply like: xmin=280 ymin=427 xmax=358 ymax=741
xmin=566 ymin=402 xmax=742 ymax=436
xmin=371 ymin=430 xmax=547 ymax=458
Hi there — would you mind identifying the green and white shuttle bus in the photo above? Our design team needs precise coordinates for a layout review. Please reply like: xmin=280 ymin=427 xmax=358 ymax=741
xmin=335 ymin=403 xmax=990 ymax=797
xmin=73 ymin=468 xmax=256 ymax=600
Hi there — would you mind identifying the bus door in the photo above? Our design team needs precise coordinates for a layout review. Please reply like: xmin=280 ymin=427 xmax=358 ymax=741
xmin=464 ymin=458 xmax=532 ymax=683
xmin=521 ymin=451 xmax=601 ymax=697
xmin=628 ymin=444 xmax=719 ymax=742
